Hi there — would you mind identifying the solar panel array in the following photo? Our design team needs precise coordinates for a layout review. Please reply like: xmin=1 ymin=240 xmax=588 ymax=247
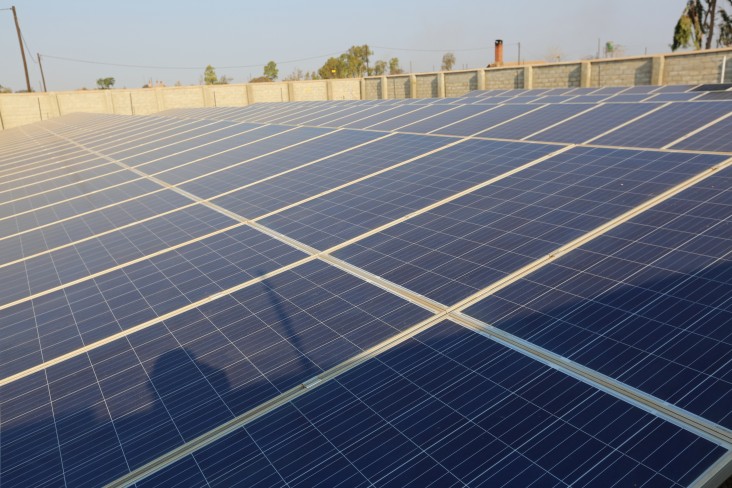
xmin=1 ymin=82 xmax=732 ymax=488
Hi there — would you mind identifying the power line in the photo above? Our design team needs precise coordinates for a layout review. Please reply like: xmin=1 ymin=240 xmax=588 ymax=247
xmin=40 ymin=44 xmax=498 ymax=71
xmin=372 ymin=45 xmax=493 ymax=52
xmin=40 ymin=51 xmax=346 ymax=70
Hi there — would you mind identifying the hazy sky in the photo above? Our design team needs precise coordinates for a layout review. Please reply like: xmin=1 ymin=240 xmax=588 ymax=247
xmin=0 ymin=0 xmax=687 ymax=92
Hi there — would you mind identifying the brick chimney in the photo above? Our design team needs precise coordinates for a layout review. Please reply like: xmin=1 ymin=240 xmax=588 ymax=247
xmin=495 ymin=39 xmax=504 ymax=66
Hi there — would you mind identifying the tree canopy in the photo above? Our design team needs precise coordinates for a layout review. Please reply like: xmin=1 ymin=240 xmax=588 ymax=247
xmin=672 ymin=0 xmax=732 ymax=49
xmin=441 ymin=52 xmax=456 ymax=71
xmin=264 ymin=61 xmax=279 ymax=81
xmin=96 ymin=77 xmax=115 ymax=89
xmin=203 ymin=65 xmax=218 ymax=85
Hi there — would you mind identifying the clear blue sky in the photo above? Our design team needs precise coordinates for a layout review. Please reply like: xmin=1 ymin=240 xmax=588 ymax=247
xmin=0 ymin=0 xmax=688 ymax=92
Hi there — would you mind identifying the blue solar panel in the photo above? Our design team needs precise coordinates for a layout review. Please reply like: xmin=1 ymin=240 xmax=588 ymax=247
xmin=0 ymin=205 xmax=237 ymax=305
xmin=646 ymin=92 xmax=703 ymax=102
xmin=136 ymin=321 xmax=727 ymax=488
xmin=3 ymin=84 xmax=732 ymax=488
xmin=671 ymin=113 xmax=732 ymax=152
xmin=179 ymin=129 xmax=386 ymax=199
xmin=151 ymin=127 xmax=335 ymax=185
xmin=476 ymin=104 xmax=595 ymax=140
xmin=258 ymin=139 xmax=559 ymax=250
xmin=592 ymin=102 xmax=732 ymax=148
xmin=333 ymin=148 xmax=727 ymax=305
xmin=122 ymin=123 xmax=278 ymax=167
xmin=464 ymin=167 xmax=732 ymax=428
xmin=526 ymin=103 xmax=661 ymax=144
xmin=211 ymin=133 xmax=450 ymax=219
xmin=0 ymin=225 xmax=307 ymax=377
xmin=429 ymin=104 xmax=541 ymax=136
xmin=363 ymin=104 xmax=459 ymax=130
xmin=0 ymin=260 xmax=432 ymax=487
xmin=394 ymin=105 xmax=496 ymax=134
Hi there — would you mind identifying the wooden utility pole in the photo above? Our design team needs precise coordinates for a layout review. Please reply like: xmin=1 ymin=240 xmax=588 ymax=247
xmin=11 ymin=6 xmax=32 ymax=93
xmin=37 ymin=53 xmax=47 ymax=92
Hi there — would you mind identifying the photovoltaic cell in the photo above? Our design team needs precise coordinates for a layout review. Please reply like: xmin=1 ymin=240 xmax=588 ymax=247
xmin=211 ymin=133 xmax=450 ymax=219
xmin=0 ymin=260 xmax=432 ymax=487
xmin=476 ymin=103 xmax=596 ymax=140
xmin=333 ymin=148 xmax=727 ymax=305
xmin=258 ymin=139 xmax=560 ymax=250
xmin=363 ymin=104 xmax=459 ymax=130
xmin=150 ymin=126 xmax=335 ymax=185
xmin=526 ymin=103 xmax=661 ymax=144
xmin=0 ymin=205 xmax=238 ymax=305
xmin=0 ymin=225 xmax=307 ymax=377
xmin=592 ymin=102 xmax=732 ymax=148
xmin=137 ymin=321 xmax=727 ymax=488
xmin=428 ymin=104 xmax=541 ymax=137
xmin=179 ymin=129 xmax=387 ymax=199
xmin=395 ymin=104 xmax=496 ymax=134
xmin=670 ymin=114 xmax=732 ymax=152
xmin=464 ymin=167 xmax=732 ymax=428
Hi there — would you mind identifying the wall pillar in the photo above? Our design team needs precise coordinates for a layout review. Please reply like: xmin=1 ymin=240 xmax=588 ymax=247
xmin=409 ymin=74 xmax=417 ymax=98
xmin=360 ymin=79 xmax=366 ymax=100
xmin=326 ymin=80 xmax=334 ymax=100
xmin=523 ymin=66 xmax=533 ymax=89
xmin=477 ymin=69 xmax=486 ymax=90
xmin=437 ymin=72 xmax=446 ymax=98
xmin=246 ymin=84 xmax=255 ymax=104
xmin=287 ymin=82 xmax=296 ymax=102
xmin=380 ymin=76 xmax=388 ymax=99
xmin=580 ymin=61 xmax=592 ymax=87
xmin=651 ymin=55 xmax=665 ymax=85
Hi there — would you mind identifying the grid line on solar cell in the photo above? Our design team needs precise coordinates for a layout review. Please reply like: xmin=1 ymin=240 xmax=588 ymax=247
xmin=0 ymin=217 xmax=245 ymax=312
xmin=460 ymin=167 xmax=732 ymax=432
xmin=671 ymin=113 xmax=732 ymax=153
xmin=120 ymin=320 xmax=729 ymax=488
xmin=332 ymin=148 xmax=728 ymax=306
xmin=581 ymin=102 xmax=670 ymax=145
xmin=591 ymin=102 xmax=732 ymax=149
xmin=363 ymin=105 xmax=460 ymax=131
xmin=663 ymin=111 xmax=732 ymax=151
xmin=428 ymin=104 xmax=546 ymax=137
xmin=171 ymin=130 xmax=391 ymax=200
xmin=525 ymin=103 xmax=661 ymax=145
xmin=254 ymin=140 xmax=565 ymax=250
xmin=0 ymin=260 xmax=434 ymax=487
xmin=476 ymin=104 xmax=600 ymax=140
xmin=210 ymin=133 xmax=463 ymax=220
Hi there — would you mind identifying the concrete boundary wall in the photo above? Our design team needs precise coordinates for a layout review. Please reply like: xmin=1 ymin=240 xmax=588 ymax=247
xmin=1 ymin=48 xmax=731 ymax=130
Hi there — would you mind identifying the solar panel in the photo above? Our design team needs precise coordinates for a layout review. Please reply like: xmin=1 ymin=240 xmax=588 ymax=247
xmin=670 ymin=113 xmax=732 ymax=152
xmin=332 ymin=147 xmax=726 ymax=305
xmin=591 ymin=101 xmax=732 ymax=148
xmin=2 ymin=81 xmax=732 ymax=488
xmin=139 ymin=321 xmax=726 ymax=488
xmin=526 ymin=102 xmax=661 ymax=144
xmin=464 ymin=166 xmax=732 ymax=428
xmin=475 ymin=103 xmax=596 ymax=139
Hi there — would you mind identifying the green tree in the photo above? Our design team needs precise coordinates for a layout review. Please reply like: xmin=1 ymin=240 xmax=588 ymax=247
xmin=389 ymin=57 xmax=403 ymax=75
xmin=0 ymin=85 xmax=11 ymax=94
xmin=264 ymin=61 xmax=279 ymax=80
xmin=203 ymin=65 xmax=218 ymax=85
xmin=318 ymin=56 xmax=346 ymax=79
xmin=372 ymin=60 xmax=387 ymax=76
xmin=671 ymin=0 xmax=727 ymax=50
xmin=719 ymin=0 xmax=732 ymax=46
xmin=345 ymin=44 xmax=373 ymax=77
xmin=96 ymin=77 xmax=115 ymax=89
xmin=441 ymin=52 xmax=456 ymax=71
